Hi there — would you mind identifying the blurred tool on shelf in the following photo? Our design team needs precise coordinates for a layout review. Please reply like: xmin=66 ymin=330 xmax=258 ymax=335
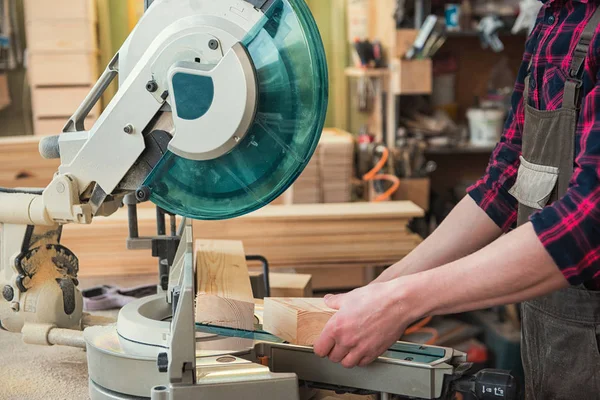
xmin=478 ymin=15 xmax=505 ymax=52
xmin=512 ymin=0 xmax=543 ymax=34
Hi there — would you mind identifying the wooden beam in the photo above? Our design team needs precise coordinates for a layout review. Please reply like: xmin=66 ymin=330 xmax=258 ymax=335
xmin=195 ymin=240 xmax=255 ymax=331
xmin=269 ymin=273 xmax=313 ymax=298
xmin=263 ymin=298 xmax=335 ymax=345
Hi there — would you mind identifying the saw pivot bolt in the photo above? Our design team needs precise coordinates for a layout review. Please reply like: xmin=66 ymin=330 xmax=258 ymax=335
xmin=146 ymin=80 xmax=158 ymax=93
xmin=124 ymin=124 xmax=135 ymax=135
xmin=208 ymin=39 xmax=219 ymax=50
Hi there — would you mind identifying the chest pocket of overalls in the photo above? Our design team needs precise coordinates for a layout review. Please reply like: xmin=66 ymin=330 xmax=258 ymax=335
xmin=507 ymin=61 xmax=579 ymax=227
xmin=509 ymin=155 xmax=559 ymax=210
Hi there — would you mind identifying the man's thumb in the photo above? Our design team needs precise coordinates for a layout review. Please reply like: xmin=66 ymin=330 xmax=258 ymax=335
xmin=324 ymin=294 xmax=341 ymax=310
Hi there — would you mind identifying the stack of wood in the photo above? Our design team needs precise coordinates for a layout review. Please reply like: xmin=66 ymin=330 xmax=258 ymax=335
xmin=283 ymin=129 xmax=354 ymax=204
xmin=63 ymin=201 xmax=423 ymax=291
xmin=24 ymin=0 xmax=100 ymax=135
xmin=0 ymin=74 xmax=10 ymax=111
xmin=0 ymin=136 xmax=59 ymax=188
xmin=284 ymin=157 xmax=321 ymax=204
xmin=319 ymin=130 xmax=355 ymax=203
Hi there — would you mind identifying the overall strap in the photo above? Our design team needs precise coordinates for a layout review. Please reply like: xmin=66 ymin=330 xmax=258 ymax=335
xmin=563 ymin=5 xmax=600 ymax=110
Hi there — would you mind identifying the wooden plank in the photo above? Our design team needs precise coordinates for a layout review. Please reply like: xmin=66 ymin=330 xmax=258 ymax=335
xmin=269 ymin=273 xmax=313 ymax=298
xmin=0 ymin=136 xmax=59 ymax=188
xmin=295 ymin=265 xmax=371 ymax=290
xmin=311 ymin=392 xmax=377 ymax=400
xmin=263 ymin=298 xmax=335 ymax=345
xmin=24 ymin=0 xmax=97 ymax=22
xmin=59 ymin=201 xmax=421 ymax=282
xmin=32 ymin=87 xmax=100 ymax=118
xmin=28 ymin=52 xmax=98 ymax=87
xmin=219 ymin=201 xmax=423 ymax=221
xmin=0 ymin=73 xmax=10 ymax=111
xmin=26 ymin=20 xmax=98 ymax=52
xmin=34 ymin=116 xmax=97 ymax=136
xmin=285 ymin=129 xmax=354 ymax=205
xmin=194 ymin=240 xmax=255 ymax=331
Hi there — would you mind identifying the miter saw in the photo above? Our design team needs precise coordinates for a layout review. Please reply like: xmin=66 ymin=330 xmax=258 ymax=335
xmin=0 ymin=0 xmax=519 ymax=399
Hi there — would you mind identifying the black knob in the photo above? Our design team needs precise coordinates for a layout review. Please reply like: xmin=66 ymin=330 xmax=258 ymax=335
xmin=2 ymin=285 xmax=14 ymax=301
xmin=136 ymin=186 xmax=151 ymax=203
xmin=157 ymin=352 xmax=169 ymax=373
xmin=146 ymin=80 xmax=158 ymax=93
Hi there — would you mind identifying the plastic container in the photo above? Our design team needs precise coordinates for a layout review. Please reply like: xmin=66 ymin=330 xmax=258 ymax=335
xmin=467 ymin=108 xmax=505 ymax=147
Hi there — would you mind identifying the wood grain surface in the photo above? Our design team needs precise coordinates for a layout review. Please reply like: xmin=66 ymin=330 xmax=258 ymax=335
xmin=194 ymin=240 xmax=255 ymax=330
xmin=263 ymin=298 xmax=335 ymax=345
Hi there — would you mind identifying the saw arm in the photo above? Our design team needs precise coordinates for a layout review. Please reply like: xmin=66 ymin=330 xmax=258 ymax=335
xmin=0 ymin=0 xmax=327 ymax=337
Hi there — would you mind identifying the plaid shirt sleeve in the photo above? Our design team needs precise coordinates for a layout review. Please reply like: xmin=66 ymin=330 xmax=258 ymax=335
xmin=466 ymin=38 xmax=534 ymax=232
xmin=530 ymin=42 xmax=600 ymax=286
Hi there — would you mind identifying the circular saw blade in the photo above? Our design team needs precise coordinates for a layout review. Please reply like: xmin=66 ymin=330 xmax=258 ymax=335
xmin=143 ymin=0 xmax=328 ymax=220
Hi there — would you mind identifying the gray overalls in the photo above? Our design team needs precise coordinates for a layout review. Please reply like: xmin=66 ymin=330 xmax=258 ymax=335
xmin=507 ymin=6 xmax=600 ymax=399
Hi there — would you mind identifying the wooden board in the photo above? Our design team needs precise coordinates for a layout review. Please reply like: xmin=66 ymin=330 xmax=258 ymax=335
xmin=220 ymin=201 xmax=423 ymax=221
xmin=24 ymin=0 xmax=97 ymax=22
xmin=263 ymin=298 xmax=335 ymax=345
xmin=28 ymin=52 xmax=99 ymax=87
xmin=32 ymin=87 xmax=100 ymax=118
xmin=311 ymin=392 xmax=376 ymax=400
xmin=295 ymin=265 xmax=372 ymax=291
xmin=0 ymin=74 xmax=10 ymax=111
xmin=0 ymin=136 xmax=59 ymax=188
xmin=62 ymin=202 xmax=422 ymax=294
xmin=284 ymin=129 xmax=354 ymax=205
xmin=34 ymin=116 xmax=97 ymax=136
xmin=194 ymin=240 xmax=255 ymax=331
xmin=26 ymin=20 xmax=98 ymax=52
xmin=269 ymin=273 xmax=313 ymax=298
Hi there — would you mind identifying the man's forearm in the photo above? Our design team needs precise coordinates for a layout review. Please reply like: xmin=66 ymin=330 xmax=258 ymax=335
xmin=374 ymin=196 xmax=503 ymax=284
xmin=399 ymin=222 xmax=568 ymax=317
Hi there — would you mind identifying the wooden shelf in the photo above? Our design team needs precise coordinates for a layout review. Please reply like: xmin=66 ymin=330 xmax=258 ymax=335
xmin=425 ymin=144 xmax=496 ymax=155
xmin=344 ymin=67 xmax=389 ymax=78
xmin=445 ymin=29 xmax=528 ymax=38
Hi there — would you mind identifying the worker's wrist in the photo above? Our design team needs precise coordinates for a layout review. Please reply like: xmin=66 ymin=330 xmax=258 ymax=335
xmin=386 ymin=274 xmax=433 ymax=322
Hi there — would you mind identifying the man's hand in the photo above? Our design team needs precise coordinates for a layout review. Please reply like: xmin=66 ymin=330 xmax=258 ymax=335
xmin=313 ymin=281 xmax=422 ymax=369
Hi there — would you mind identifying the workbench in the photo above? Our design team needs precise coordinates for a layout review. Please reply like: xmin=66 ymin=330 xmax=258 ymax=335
xmin=1 ymin=275 xmax=146 ymax=400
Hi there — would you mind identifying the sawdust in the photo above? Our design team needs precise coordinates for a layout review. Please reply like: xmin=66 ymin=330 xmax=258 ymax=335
xmin=0 ymin=330 xmax=90 ymax=400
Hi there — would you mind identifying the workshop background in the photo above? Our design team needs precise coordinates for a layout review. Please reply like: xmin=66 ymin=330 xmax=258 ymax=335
xmin=0 ymin=0 xmax=537 ymax=398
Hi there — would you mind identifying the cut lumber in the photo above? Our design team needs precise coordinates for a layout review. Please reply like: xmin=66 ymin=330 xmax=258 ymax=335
xmin=284 ymin=129 xmax=355 ymax=204
xmin=63 ymin=201 xmax=423 ymax=294
xmin=194 ymin=240 xmax=255 ymax=331
xmin=263 ymin=298 xmax=335 ymax=345
xmin=269 ymin=273 xmax=313 ymax=298
xmin=0 ymin=136 xmax=59 ymax=188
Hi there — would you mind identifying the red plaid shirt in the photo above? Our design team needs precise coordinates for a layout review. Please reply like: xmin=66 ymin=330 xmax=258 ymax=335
xmin=468 ymin=0 xmax=600 ymax=287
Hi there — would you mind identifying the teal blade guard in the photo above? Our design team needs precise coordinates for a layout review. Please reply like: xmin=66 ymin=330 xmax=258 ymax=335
xmin=143 ymin=0 xmax=328 ymax=220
